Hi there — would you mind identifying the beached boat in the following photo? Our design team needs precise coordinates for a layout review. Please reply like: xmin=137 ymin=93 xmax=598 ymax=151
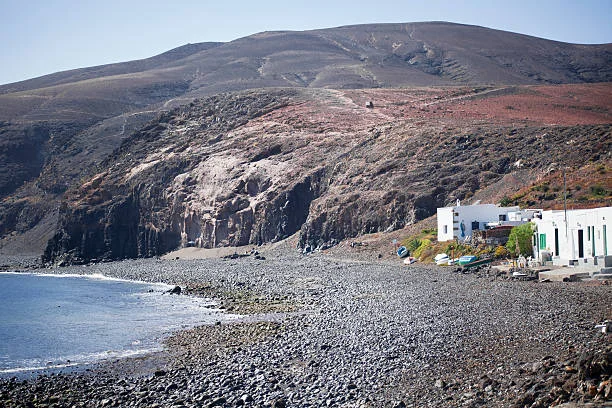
xmin=404 ymin=256 xmax=417 ymax=265
xmin=457 ymin=255 xmax=478 ymax=266
xmin=397 ymin=246 xmax=409 ymax=258
xmin=462 ymin=257 xmax=493 ymax=269
xmin=434 ymin=253 xmax=449 ymax=265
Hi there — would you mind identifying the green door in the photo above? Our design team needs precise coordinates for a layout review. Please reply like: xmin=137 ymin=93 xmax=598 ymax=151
xmin=539 ymin=234 xmax=546 ymax=250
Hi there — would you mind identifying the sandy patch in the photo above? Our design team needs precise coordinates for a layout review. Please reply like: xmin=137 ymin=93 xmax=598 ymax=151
xmin=161 ymin=246 xmax=255 ymax=260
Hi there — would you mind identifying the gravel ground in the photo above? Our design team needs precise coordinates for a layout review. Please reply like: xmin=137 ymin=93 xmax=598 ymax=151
xmin=1 ymin=249 xmax=610 ymax=407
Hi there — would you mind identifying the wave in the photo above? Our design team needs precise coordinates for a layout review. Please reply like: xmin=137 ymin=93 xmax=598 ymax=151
xmin=0 ymin=271 xmax=174 ymax=290
xmin=0 ymin=347 xmax=162 ymax=375
xmin=1 ymin=273 xmax=243 ymax=315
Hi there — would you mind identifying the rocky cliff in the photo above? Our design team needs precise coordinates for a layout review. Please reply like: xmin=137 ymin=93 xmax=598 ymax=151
xmin=43 ymin=84 xmax=611 ymax=263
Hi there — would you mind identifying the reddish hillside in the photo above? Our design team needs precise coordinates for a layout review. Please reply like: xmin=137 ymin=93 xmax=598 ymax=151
xmin=40 ymin=83 xmax=611 ymax=263
xmin=341 ymin=83 xmax=612 ymax=126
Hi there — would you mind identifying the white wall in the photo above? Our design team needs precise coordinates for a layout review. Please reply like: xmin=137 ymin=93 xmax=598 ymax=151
xmin=507 ymin=209 xmax=540 ymax=222
xmin=437 ymin=207 xmax=455 ymax=241
xmin=437 ymin=203 xmax=521 ymax=242
xmin=532 ymin=206 xmax=612 ymax=265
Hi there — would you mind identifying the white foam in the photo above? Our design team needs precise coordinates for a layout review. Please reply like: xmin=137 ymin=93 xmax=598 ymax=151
xmin=0 ymin=347 xmax=162 ymax=375
xmin=0 ymin=271 xmax=173 ymax=290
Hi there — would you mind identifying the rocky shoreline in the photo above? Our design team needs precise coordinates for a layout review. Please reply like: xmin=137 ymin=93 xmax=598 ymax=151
xmin=0 ymin=249 xmax=610 ymax=407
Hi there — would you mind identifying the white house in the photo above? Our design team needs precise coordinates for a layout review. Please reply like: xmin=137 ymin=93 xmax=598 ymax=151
xmin=531 ymin=206 xmax=611 ymax=267
xmin=437 ymin=201 xmax=538 ymax=242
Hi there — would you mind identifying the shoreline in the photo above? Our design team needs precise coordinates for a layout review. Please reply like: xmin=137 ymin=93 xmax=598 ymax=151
xmin=0 ymin=271 xmax=238 ymax=382
xmin=1 ymin=251 xmax=611 ymax=406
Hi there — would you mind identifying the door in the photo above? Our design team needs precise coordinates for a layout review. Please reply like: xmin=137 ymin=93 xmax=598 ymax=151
xmin=578 ymin=229 xmax=584 ymax=258
xmin=554 ymin=228 xmax=559 ymax=256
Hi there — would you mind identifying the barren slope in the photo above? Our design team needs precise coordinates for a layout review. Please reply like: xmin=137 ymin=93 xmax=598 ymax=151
xmin=42 ymin=84 xmax=611 ymax=263
xmin=1 ymin=22 xmax=611 ymax=258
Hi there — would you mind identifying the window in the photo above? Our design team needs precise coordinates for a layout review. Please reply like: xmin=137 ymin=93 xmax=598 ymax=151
xmin=539 ymin=234 xmax=547 ymax=250
xmin=443 ymin=225 xmax=448 ymax=234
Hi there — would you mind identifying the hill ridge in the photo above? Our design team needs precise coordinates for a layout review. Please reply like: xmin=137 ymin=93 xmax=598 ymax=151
xmin=0 ymin=22 xmax=610 ymax=260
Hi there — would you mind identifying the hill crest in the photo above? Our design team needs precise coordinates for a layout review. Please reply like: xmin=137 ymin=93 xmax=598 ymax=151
xmin=0 ymin=22 xmax=610 ymax=261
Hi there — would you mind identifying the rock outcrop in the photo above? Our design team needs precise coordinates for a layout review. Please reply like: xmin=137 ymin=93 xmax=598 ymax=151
xmin=42 ymin=85 xmax=611 ymax=264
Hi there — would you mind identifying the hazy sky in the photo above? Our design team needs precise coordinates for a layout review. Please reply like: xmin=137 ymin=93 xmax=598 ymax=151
xmin=1 ymin=0 xmax=611 ymax=85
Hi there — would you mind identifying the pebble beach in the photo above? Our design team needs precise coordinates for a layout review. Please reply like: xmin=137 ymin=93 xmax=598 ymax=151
xmin=0 ymin=248 xmax=610 ymax=407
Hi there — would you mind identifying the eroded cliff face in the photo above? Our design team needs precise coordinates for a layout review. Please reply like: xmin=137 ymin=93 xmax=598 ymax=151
xmin=44 ymin=85 xmax=612 ymax=264
xmin=44 ymin=89 xmax=322 ymax=263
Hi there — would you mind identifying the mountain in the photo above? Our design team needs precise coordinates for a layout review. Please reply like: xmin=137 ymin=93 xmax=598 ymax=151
xmin=41 ymin=84 xmax=612 ymax=263
xmin=0 ymin=22 xmax=610 ymax=261
xmin=0 ymin=43 xmax=223 ymax=96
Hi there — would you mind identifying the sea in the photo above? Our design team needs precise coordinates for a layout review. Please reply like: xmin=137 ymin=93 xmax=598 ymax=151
xmin=0 ymin=272 xmax=231 ymax=378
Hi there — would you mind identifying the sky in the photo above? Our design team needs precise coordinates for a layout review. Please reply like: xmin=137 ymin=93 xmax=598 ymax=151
xmin=1 ymin=0 xmax=611 ymax=85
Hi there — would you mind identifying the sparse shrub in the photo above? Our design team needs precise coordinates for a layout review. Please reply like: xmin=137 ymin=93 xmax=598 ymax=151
xmin=494 ymin=246 xmax=511 ymax=258
xmin=532 ymin=183 xmax=550 ymax=193
xmin=400 ymin=229 xmax=438 ymax=260
xmin=413 ymin=238 xmax=432 ymax=259
xmin=543 ymin=193 xmax=556 ymax=201
xmin=590 ymin=184 xmax=606 ymax=197
xmin=406 ymin=238 xmax=422 ymax=253
xmin=419 ymin=246 xmax=436 ymax=261
xmin=421 ymin=228 xmax=437 ymax=236
xmin=476 ymin=245 xmax=494 ymax=257
xmin=401 ymin=230 xmax=500 ymax=263
xmin=442 ymin=242 xmax=473 ymax=259
xmin=500 ymin=196 xmax=513 ymax=206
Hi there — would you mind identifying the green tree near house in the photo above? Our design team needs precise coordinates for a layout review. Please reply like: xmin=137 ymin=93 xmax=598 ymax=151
xmin=505 ymin=223 xmax=535 ymax=257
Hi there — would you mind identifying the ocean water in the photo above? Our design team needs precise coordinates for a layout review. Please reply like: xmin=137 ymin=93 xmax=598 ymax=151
xmin=0 ymin=272 xmax=230 ymax=377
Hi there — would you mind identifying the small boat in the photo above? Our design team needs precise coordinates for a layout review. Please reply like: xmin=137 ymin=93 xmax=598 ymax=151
xmin=595 ymin=320 xmax=611 ymax=334
xmin=457 ymin=255 xmax=478 ymax=266
xmin=404 ymin=256 xmax=417 ymax=265
xmin=397 ymin=246 xmax=409 ymax=258
xmin=434 ymin=253 xmax=449 ymax=265
xmin=462 ymin=258 xmax=493 ymax=269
